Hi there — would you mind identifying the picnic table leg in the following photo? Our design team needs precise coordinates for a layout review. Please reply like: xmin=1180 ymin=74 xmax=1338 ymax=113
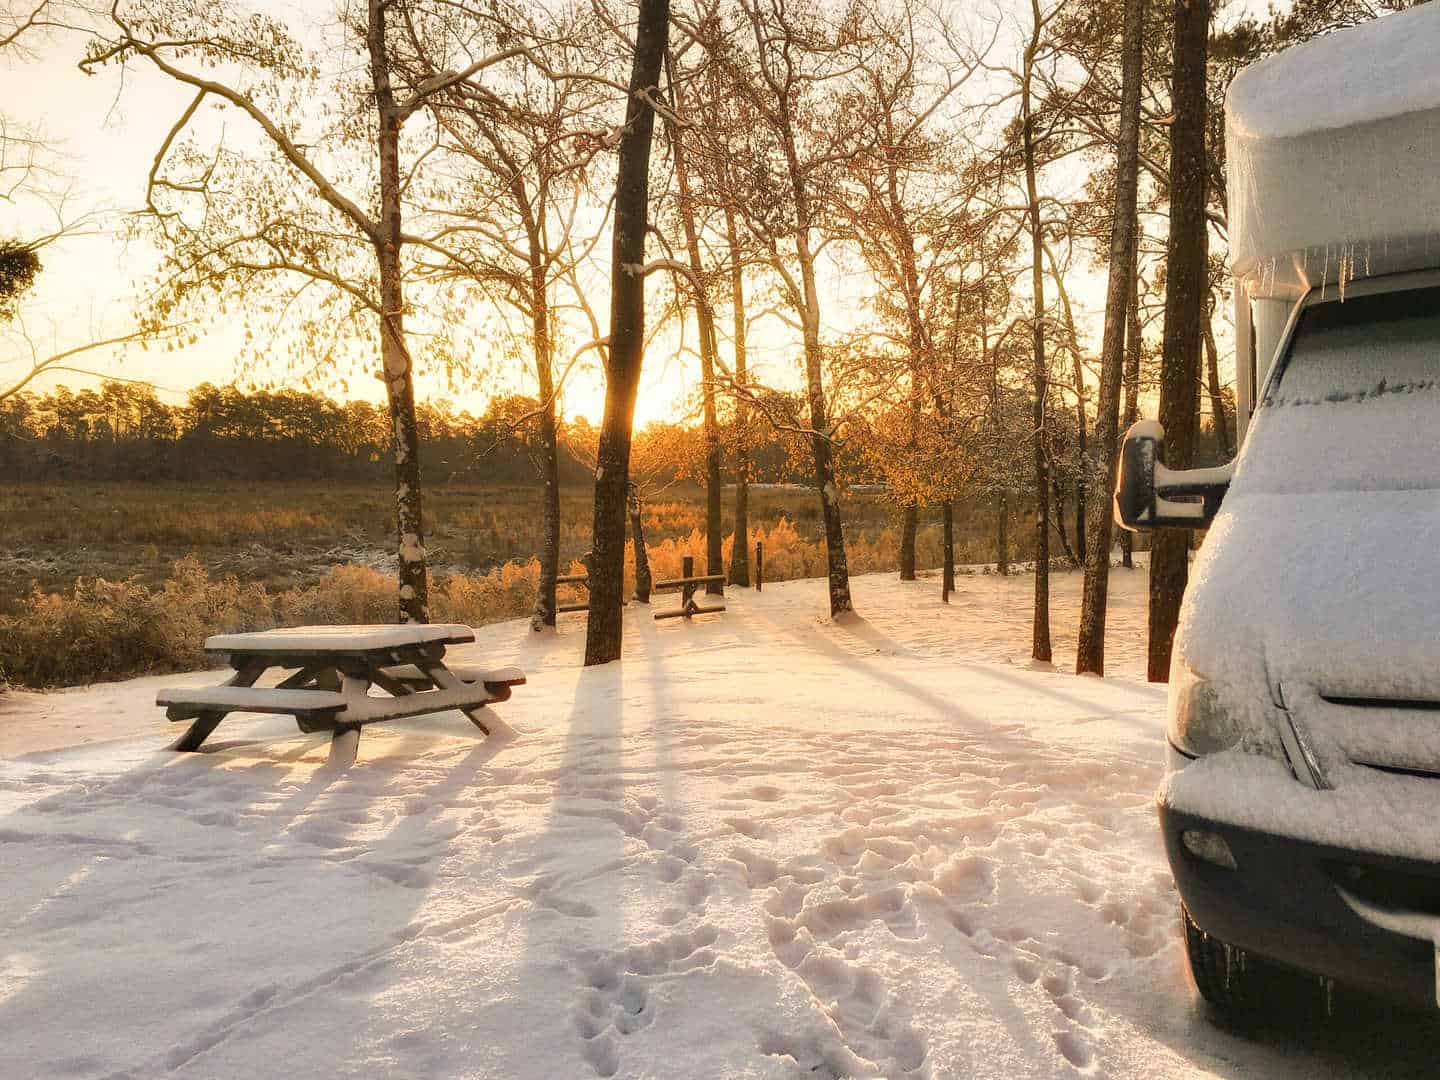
xmin=323 ymin=674 xmax=371 ymax=768
xmin=327 ymin=724 xmax=361 ymax=769
xmin=169 ymin=711 xmax=226 ymax=752
xmin=417 ymin=659 xmax=492 ymax=736
xmin=169 ymin=659 xmax=268 ymax=752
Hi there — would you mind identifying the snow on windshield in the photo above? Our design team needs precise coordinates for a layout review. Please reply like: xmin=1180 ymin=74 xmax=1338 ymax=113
xmin=1231 ymin=284 xmax=1440 ymax=495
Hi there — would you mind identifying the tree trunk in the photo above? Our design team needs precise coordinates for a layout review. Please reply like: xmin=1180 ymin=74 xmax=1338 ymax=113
xmin=997 ymin=491 xmax=1009 ymax=575
xmin=1076 ymin=0 xmax=1145 ymax=676
xmin=900 ymin=503 xmax=918 ymax=580
xmin=630 ymin=483 xmax=651 ymax=603
xmin=794 ymin=220 xmax=851 ymax=616
xmin=807 ymin=335 xmax=853 ymax=616
xmin=1069 ymin=347 xmax=1087 ymax=562
xmin=584 ymin=0 xmax=669 ymax=666
xmin=1148 ymin=0 xmax=1209 ymax=683
xmin=1051 ymin=471 xmax=1079 ymax=567
xmin=367 ymin=0 xmax=427 ymax=624
xmin=1021 ymin=39 xmax=1051 ymax=662
xmin=725 ymin=206 xmax=751 ymax=587
xmin=531 ymin=263 xmax=560 ymax=631
xmin=1203 ymin=311 xmax=1231 ymax=458
xmin=665 ymin=69 xmax=724 ymax=595
xmin=1120 ymin=270 xmax=1142 ymax=569
xmin=1046 ymin=258 xmax=1090 ymax=572
xmin=885 ymin=147 xmax=927 ymax=587
xmin=942 ymin=498 xmax=955 ymax=601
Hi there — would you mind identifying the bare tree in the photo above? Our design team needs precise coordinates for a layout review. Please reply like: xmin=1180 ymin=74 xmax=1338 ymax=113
xmin=1007 ymin=0 xmax=1071 ymax=662
xmin=828 ymin=0 xmax=983 ymax=583
xmin=411 ymin=6 xmax=615 ymax=630
xmin=674 ymin=31 xmax=766 ymax=588
xmin=585 ymin=0 xmax=671 ymax=666
xmin=1147 ymin=0 xmax=1209 ymax=682
xmin=1076 ymin=0 xmax=1145 ymax=676
xmin=1 ymin=7 xmax=182 ymax=402
xmin=85 ymin=1 xmax=542 ymax=622
xmin=659 ymin=45 xmax=726 ymax=596
xmin=1201 ymin=286 xmax=1231 ymax=458
xmin=709 ymin=0 xmax=880 ymax=617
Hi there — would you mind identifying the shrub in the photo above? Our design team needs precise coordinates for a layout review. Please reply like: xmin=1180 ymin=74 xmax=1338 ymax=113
xmin=0 ymin=513 xmax=1010 ymax=689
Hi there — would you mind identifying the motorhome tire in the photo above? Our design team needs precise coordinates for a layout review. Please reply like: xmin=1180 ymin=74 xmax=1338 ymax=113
xmin=1183 ymin=905 xmax=1323 ymax=1025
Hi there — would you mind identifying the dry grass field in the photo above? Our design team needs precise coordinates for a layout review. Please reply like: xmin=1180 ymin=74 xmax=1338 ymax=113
xmin=0 ymin=481 xmax=1042 ymax=687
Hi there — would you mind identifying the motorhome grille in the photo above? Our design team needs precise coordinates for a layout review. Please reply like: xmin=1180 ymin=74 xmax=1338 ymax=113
xmin=1318 ymin=694 xmax=1440 ymax=712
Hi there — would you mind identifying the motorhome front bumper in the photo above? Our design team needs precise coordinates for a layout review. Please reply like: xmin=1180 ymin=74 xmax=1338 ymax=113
xmin=1161 ymin=802 xmax=1440 ymax=1010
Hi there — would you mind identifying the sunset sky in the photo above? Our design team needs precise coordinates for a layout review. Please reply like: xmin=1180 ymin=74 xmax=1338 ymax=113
xmin=1 ymin=1 xmax=1190 ymax=427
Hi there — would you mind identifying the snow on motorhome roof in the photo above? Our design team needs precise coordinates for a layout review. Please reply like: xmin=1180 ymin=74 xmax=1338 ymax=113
xmin=1226 ymin=4 xmax=1440 ymax=296
xmin=1226 ymin=4 xmax=1440 ymax=141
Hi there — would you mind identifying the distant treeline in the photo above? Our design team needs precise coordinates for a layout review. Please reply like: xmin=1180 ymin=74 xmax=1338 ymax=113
xmin=0 ymin=381 xmax=802 ymax=486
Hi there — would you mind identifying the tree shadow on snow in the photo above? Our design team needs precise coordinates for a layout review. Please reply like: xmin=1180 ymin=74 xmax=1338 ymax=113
xmin=0 ymin=712 xmax=523 ymax=1076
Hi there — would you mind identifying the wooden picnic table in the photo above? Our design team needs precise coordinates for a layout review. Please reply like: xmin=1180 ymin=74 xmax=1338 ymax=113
xmin=155 ymin=624 xmax=524 ymax=767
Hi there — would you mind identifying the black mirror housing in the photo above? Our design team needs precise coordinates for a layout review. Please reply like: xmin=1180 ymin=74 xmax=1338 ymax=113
xmin=1114 ymin=420 xmax=1232 ymax=532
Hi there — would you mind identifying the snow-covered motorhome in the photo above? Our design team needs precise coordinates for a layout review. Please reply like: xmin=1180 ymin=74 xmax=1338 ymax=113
xmin=1115 ymin=4 xmax=1440 ymax=1017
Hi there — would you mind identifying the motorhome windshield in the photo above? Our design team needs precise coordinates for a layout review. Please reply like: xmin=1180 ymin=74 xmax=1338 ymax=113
xmin=1233 ymin=284 xmax=1440 ymax=496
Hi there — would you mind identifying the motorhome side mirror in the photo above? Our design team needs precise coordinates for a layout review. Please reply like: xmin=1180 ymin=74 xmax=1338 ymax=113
xmin=1113 ymin=420 xmax=1232 ymax=532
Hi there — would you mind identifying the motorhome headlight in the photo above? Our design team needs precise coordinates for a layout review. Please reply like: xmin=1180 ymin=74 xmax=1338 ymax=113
xmin=1168 ymin=661 xmax=1244 ymax=757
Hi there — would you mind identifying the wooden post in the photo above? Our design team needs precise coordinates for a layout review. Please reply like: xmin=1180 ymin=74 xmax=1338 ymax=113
xmin=755 ymin=542 xmax=763 ymax=592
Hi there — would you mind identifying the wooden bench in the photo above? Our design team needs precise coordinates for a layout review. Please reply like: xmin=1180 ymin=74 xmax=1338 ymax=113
xmin=654 ymin=556 xmax=726 ymax=621
xmin=377 ymin=664 xmax=526 ymax=701
xmin=155 ymin=625 xmax=523 ymax=767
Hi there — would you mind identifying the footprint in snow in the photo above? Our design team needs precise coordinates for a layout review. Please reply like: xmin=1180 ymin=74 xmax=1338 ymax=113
xmin=571 ymin=925 xmax=721 ymax=1076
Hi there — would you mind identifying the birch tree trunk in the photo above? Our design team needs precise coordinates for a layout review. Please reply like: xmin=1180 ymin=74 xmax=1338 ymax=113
xmin=1076 ymin=0 xmax=1145 ymax=675
xmin=1148 ymin=0 xmax=1210 ymax=682
xmin=368 ymin=0 xmax=427 ymax=623
xmin=584 ymin=0 xmax=669 ymax=666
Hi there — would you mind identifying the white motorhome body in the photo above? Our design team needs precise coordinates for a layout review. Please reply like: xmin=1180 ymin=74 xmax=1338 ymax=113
xmin=1227 ymin=1 xmax=1440 ymax=441
xmin=1113 ymin=4 xmax=1440 ymax=1019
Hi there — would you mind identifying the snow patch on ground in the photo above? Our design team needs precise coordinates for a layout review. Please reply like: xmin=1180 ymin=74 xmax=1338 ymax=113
xmin=4 ymin=568 xmax=1439 ymax=1076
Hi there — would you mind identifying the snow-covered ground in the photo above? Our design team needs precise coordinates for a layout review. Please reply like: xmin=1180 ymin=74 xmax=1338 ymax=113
xmin=3 ymin=567 xmax=1438 ymax=1078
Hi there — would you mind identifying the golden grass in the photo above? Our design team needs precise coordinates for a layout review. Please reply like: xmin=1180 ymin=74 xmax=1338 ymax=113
xmin=0 ymin=512 xmax=1022 ymax=689
xmin=0 ymin=481 xmax=1046 ymax=688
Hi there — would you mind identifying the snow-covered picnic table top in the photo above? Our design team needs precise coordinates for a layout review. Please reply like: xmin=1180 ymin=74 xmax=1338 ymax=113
xmin=204 ymin=624 xmax=475 ymax=655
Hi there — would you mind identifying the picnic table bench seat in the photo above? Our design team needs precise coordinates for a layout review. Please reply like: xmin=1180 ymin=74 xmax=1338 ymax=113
xmin=376 ymin=664 xmax=526 ymax=700
xmin=157 ymin=686 xmax=347 ymax=722
xmin=156 ymin=624 xmax=521 ymax=766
